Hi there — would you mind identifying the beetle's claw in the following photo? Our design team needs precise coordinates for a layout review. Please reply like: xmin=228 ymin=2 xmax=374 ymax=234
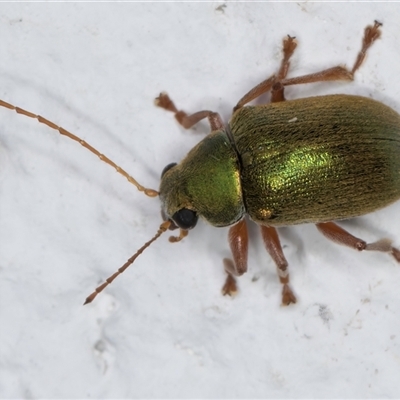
xmin=391 ymin=246 xmax=400 ymax=263
xmin=281 ymin=284 xmax=297 ymax=306
xmin=222 ymin=274 xmax=238 ymax=296
xmin=154 ymin=92 xmax=178 ymax=113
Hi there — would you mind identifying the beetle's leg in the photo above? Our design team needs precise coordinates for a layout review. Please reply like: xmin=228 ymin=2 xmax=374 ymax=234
xmin=155 ymin=92 xmax=224 ymax=131
xmin=222 ymin=219 xmax=249 ymax=296
xmin=280 ymin=66 xmax=353 ymax=87
xmin=233 ymin=75 xmax=276 ymax=111
xmin=271 ymin=35 xmax=298 ymax=103
xmin=280 ymin=21 xmax=382 ymax=88
xmin=316 ymin=222 xmax=400 ymax=263
xmin=277 ymin=35 xmax=298 ymax=80
xmin=234 ymin=35 xmax=298 ymax=110
xmin=351 ymin=20 xmax=382 ymax=74
xmin=234 ymin=21 xmax=382 ymax=111
xmin=260 ymin=226 xmax=297 ymax=305
xmin=234 ymin=57 xmax=351 ymax=111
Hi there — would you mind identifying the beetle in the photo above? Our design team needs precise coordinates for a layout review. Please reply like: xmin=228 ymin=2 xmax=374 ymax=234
xmin=1 ymin=21 xmax=399 ymax=305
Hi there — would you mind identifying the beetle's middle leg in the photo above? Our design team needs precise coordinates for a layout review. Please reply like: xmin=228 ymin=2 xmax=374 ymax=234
xmin=278 ymin=21 xmax=382 ymax=90
xmin=222 ymin=219 xmax=249 ymax=296
xmin=316 ymin=221 xmax=400 ymax=262
xmin=155 ymin=92 xmax=224 ymax=131
xmin=234 ymin=21 xmax=382 ymax=111
xmin=260 ymin=226 xmax=297 ymax=305
xmin=234 ymin=35 xmax=298 ymax=110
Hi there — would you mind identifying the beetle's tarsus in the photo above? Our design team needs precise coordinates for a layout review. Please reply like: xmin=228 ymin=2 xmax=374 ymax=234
xmin=281 ymin=284 xmax=297 ymax=306
xmin=222 ymin=274 xmax=238 ymax=296
xmin=156 ymin=92 xmax=224 ymax=131
xmin=351 ymin=20 xmax=382 ymax=74
xmin=391 ymin=247 xmax=400 ymax=263
xmin=154 ymin=92 xmax=178 ymax=113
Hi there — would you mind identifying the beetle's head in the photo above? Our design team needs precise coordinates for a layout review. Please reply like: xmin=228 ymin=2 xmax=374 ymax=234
xmin=159 ymin=161 xmax=198 ymax=236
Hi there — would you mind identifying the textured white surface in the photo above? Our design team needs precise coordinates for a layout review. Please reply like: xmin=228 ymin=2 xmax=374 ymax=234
xmin=1 ymin=3 xmax=400 ymax=398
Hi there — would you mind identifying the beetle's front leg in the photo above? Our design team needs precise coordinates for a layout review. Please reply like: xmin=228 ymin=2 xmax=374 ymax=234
xmin=155 ymin=92 xmax=224 ymax=131
xmin=260 ymin=226 xmax=297 ymax=305
xmin=316 ymin=222 xmax=400 ymax=262
xmin=222 ymin=219 xmax=249 ymax=296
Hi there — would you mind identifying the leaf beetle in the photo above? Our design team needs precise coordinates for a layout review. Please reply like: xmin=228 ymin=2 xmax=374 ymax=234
xmin=1 ymin=21 xmax=399 ymax=305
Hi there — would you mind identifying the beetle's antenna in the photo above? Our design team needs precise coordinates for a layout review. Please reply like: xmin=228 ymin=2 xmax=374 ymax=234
xmin=83 ymin=220 xmax=171 ymax=305
xmin=0 ymin=99 xmax=158 ymax=197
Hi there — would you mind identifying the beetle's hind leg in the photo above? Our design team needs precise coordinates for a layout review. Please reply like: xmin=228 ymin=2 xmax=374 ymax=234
xmin=155 ymin=92 xmax=224 ymax=131
xmin=222 ymin=219 xmax=249 ymax=296
xmin=316 ymin=222 xmax=400 ymax=263
xmin=261 ymin=226 xmax=297 ymax=305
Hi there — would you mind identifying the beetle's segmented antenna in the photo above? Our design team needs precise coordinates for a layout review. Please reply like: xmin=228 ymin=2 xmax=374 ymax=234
xmin=0 ymin=99 xmax=158 ymax=197
xmin=84 ymin=220 xmax=172 ymax=305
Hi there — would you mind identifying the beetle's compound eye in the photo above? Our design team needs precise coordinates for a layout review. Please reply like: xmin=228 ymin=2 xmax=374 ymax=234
xmin=161 ymin=162 xmax=177 ymax=178
xmin=172 ymin=208 xmax=198 ymax=230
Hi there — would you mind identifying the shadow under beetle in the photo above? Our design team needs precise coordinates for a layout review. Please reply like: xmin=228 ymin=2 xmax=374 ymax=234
xmin=1 ymin=21 xmax=399 ymax=305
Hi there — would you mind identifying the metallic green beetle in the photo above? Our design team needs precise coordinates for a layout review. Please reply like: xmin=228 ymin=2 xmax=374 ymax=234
xmin=160 ymin=95 xmax=400 ymax=228
xmin=2 ymin=21 xmax=399 ymax=305
xmin=156 ymin=93 xmax=400 ymax=304
xmin=154 ymin=20 xmax=400 ymax=305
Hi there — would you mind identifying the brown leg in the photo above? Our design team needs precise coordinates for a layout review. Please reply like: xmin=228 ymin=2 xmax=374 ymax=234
xmin=234 ymin=35 xmax=297 ymax=110
xmin=281 ymin=19 xmax=382 ymax=86
xmin=260 ymin=226 xmax=297 ymax=305
xmin=351 ymin=20 xmax=382 ymax=74
xmin=277 ymin=35 xmax=298 ymax=80
xmin=271 ymin=35 xmax=298 ymax=103
xmin=155 ymin=92 xmax=224 ymax=131
xmin=316 ymin=221 xmax=400 ymax=262
xmin=281 ymin=66 xmax=353 ymax=86
xmin=222 ymin=219 xmax=249 ymax=296
xmin=233 ymin=21 xmax=382 ymax=111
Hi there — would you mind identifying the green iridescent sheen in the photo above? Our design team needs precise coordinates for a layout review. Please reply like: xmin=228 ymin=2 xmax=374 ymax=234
xmin=231 ymin=95 xmax=400 ymax=226
xmin=159 ymin=94 xmax=400 ymax=228
xmin=159 ymin=130 xmax=244 ymax=227
xmin=265 ymin=147 xmax=332 ymax=192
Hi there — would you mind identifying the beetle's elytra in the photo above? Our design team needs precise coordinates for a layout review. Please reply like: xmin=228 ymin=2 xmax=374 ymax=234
xmin=1 ymin=21 xmax=399 ymax=306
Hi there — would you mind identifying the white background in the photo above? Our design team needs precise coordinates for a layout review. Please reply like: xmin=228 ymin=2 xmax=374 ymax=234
xmin=1 ymin=2 xmax=400 ymax=398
